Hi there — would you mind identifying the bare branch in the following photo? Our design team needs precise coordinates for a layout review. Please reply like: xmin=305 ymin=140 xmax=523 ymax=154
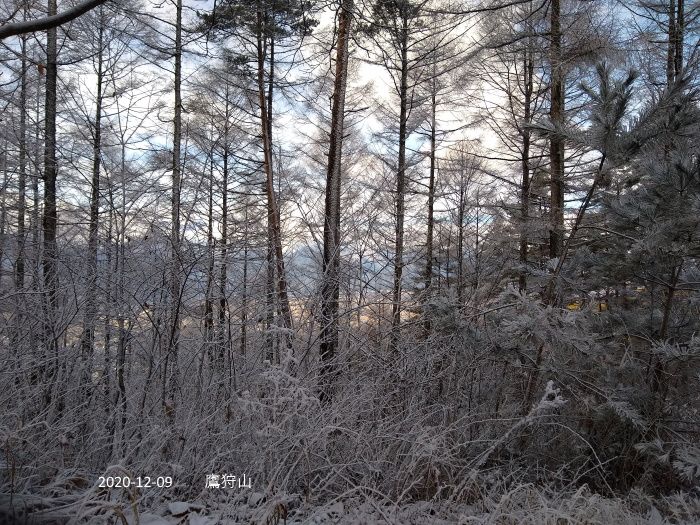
xmin=0 ymin=0 xmax=110 ymax=40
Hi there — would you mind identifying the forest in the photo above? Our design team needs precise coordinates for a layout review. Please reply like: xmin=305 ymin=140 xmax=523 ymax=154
xmin=0 ymin=0 xmax=699 ymax=521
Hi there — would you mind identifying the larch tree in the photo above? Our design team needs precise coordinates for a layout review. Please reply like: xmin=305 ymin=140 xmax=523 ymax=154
xmin=166 ymin=0 xmax=184 ymax=398
xmin=41 ymin=0 xmax=59 ymax=406
xmin=476 ymin=0 xmax=550 ymax=292
xmin=361 ymin=0 xmax=431 ymax=351
xmin=319 ymin=0 xmax=354 ymax=402
xmin=78 ymin=5 xmax=106 ymax=363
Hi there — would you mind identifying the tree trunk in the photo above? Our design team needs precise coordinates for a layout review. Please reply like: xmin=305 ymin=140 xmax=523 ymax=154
xmin=474 ymin=191 xmax=480 ymax=290
xmin=266 ymin=232 xmax=276 ymax=361
xmin=41 ymin=0 xmax=59 ymax=411
xmin=167 ymin=0 xmax=183 ymax=396
xmin=240 ymin=204 xmax=249 ymax=356
xmin=667 ymin=0 xmax=676 ymax=84
xmin=457 ymin=177 xmax=465 ymax=306
xmin=256 ymin=10 xmax=293 ymax=354
xmin=103 ymin=182 xmax=113 ymax=417
xmin=424 ymin=88 xmax=436 ymax=332
xmin=519 ymin=47 xmax=533 ymax=293
xmin=204 ymin=141 xmax=215 ymax=352
xmin=43 ymin=0 xmax=59 ymax=318
xmin=16 ymin=29 xmax=28 ymax=291
xmin=0 ymin=148 xmax=7 ymax=276
xmin=218 ymin=121 xmax=229 ymax=363
xmin=115 ymin=144 xmax=128 ymax=454
xmin=80 ymin=13 xmax=104 ymax=360
xmin=674 ymin=0 xmax=684 ymax=78
xmin=32 ymin=79 xmax=40 ymax=289
xmin=264 ymin=26 xmax=277 ymax=362
xmin=548 ymin=0 xmax=564 ymax=260
xmin=319 ymin=0 xmax=352 ymax=403
xmin=651 ymin=263 xmax=682 ymax=409
xmin=390 ymin=16 xmax=409 ymax=352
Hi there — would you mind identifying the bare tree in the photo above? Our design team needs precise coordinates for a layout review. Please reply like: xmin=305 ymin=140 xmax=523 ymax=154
xmin=41 ymin=0 xmax=59 ymax=393
xmin=319 ymin=0 xmax=353 ymax=402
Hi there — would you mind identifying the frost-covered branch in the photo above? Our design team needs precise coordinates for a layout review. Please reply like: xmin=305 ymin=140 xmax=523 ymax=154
xmin=0 ymin=0 xmax=109 ymax=39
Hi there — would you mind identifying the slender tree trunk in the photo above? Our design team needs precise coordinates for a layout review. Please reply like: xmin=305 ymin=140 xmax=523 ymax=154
xmin=218 ymin=130 xmax=229 ymax=363
xmin=103 ymin=182 xmax=113 ymax=417
xmin=0 ymin=148 xmax=7 ymax=274
xmin=264 ymin=27 xmax=277 ymax=362
xmin=240 ymin=204 xmax=249 ymax=356
xmin=675 ymin=0 xmax=684 ymax=78
xmin=457 ymin=179 xmax=465 ymax=306
xmin=267 ymin=34 xmax=274 ymax=152
xmin=204 ymin=141 xmax=215 ymax=350
xmin=319 ymin=0 xmax=352 ymax=403
xmin=240 ymin=248 xmax=248 ymax=354
xmin=16 ymin=30 xmax=28 ymax=291
xmin=256 ymin=10 xmax=293 ymax=354
xmin=667 ymin=0 xmax=676 ymax=84
xmin=651 ymin=263 xmax=682 ymax=409
xmin=519 ymin=47 xmax=533 ymax=293
xmin=548 ymin=0 xmax=564 ymax=260
xmin=43 ymin=0 xmax=59 ymax=317
xmin=659 ymin=266 xmax=680 ymax=342
xmin=390 ymin=17 xmax=409 ymax=352
xmin=167 ymin=0 xmax=183 ymax=396
xmin=259 ymin=17 xmax=277 ymax=362
xmin=424 ymin=88 xmax=436 ymax=332
xmin=266 ymin=233 xmax=276 ymax=360
xmin=474 ymin=192 xmax=480 ymax=289
xmin=271 ymin=150 xmax=293 ymax=347
xmin=446 ymin=227 xmax=452 ymax=289
xmin=80 ymin=14 xmax=104 ymax=360
xmin=115 ymin=145 xmax=127 ymax=453
xmin=41 ymin=0 xmax=59 ymax=411
xmin=32 ymin=81 xmax=40 ymax=289
xmin=436 ymin=224 xmax=442 ymax=293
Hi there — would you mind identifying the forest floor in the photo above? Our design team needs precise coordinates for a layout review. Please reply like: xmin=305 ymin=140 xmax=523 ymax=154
xmin=3 ymin=484 xmax=700 ymax=524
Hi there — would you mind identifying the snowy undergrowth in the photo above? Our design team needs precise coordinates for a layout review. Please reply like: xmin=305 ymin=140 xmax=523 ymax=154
xmin=3 ymin=293 xmax=699 ymax=523
xmin=9 ymin=484 xmax=699 ymax=524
